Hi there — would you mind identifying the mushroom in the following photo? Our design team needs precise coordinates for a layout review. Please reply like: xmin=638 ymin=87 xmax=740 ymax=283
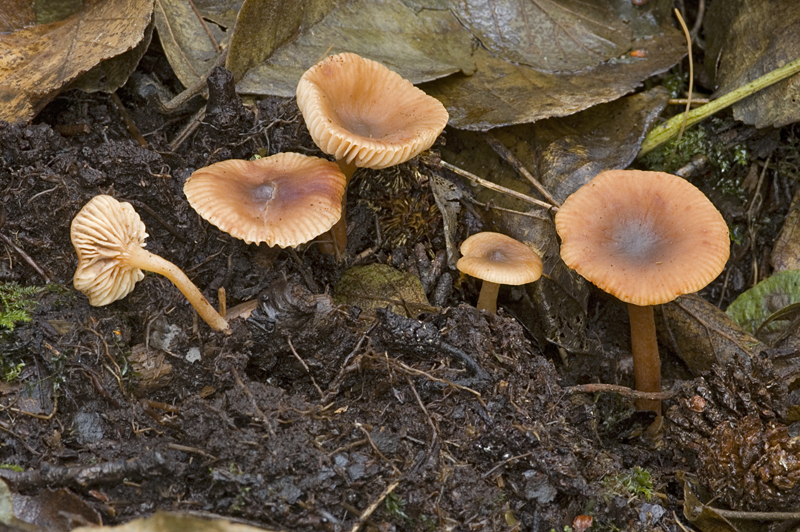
xmin=183 ymin=152 xmax=347 ymax=248
xmin=555 ymin=169 xmax=730 ymax=414
xmin=457 ymin=232 xmax=543 ymax=314
xmin=71 ymin=195 xmax=229 ymax=331
xmin=296 ymin=52 xmax=449 ymax=255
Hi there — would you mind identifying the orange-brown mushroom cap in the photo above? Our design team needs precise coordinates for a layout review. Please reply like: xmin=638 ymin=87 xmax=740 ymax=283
xmin=457 ymin=232 xmax=543 ymax=285
xmin=296 ymin=52 xmax=449 ymax=169
xmin=555 ymin=169 xmax=730 ymax=306
xmin=71 ymin=195 xmax=147 ymax=306
xmin=184 ymin=153 xmax=347 ymax=247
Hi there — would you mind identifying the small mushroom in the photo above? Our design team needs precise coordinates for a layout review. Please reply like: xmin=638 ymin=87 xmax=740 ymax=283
xmin=296 ymin=52 xmax=449 ymax=255
xmin=457 ymin=232 xmax=543 ymax=314
xmin=184 ymin=152 xmax=347 ymax=248
xmin=71 ymin=195 xmax=229 ymax=331
xmin=555 ymin=169 xmax=730 ymax=415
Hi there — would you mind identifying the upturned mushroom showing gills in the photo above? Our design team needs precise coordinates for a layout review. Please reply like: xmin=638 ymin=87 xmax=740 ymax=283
xmin=457 ymin=232 xmax=543 ymax=314
xmin=296 ymin=52 xmax=449 ymax=255
xmin=555 ymin=169 xmax=730 ymax=415
xmin=183 ymin=152 xmax=346 ymax=248
xmin=71 ymin=195 xmax=229 ymax=332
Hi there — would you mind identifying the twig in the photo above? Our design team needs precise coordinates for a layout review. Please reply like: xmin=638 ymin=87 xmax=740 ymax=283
xmin=348 ymin=480 xmax=400 ymax=532
xmin=564 ymin=383 xmax=675 ymax=400
xmin=384 ymin=357 xmax=482 ymax=398
xmin=482 ymin=451 xmax=534 ymax=479
xmin=639 ymin=56 xmax=800 ymax=156
xmin=120 ymin=197 xmax=185 ymax=241
xmin=110 ymin=92 xmax=148 ymax=147
xmin=287 ymin=335 xmax=324 ymax=399
xmin=356 ymin=422 xmax=401 ymax=475
xmin=405 ymin=376 xmax=438 ymax=448
xmin=322 ymin=323 xmax=378 ymax=403
xmin=186 ymin=0 xmax=220 ymax=53
xmin=167 ymin=443 xmax=217 ymax=460
xmin=440 ymin=161 xmax=557 ymax=212
xmin=483 ymin=132 xmax=560 ymax=207
xmin=668 ymin=8 xmax=695 ymax=167
xmin=0 ymin=233 xmax=51 ymax=283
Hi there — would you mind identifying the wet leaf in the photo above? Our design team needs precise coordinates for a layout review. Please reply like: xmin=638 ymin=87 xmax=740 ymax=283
xmin=234 ymin=0 xmax=475 ymax=97
xmin=440 ymin=88 xmax=669 ymax=350
xmin=450 ymin=0 xmax=631 ymax=72
xmin=771 ymin=186 xmax=800 ymax=272
xmin=153 ymin=0 xmax=228 ymax=87
xmin=72 ymin=511 xmax=282 ymax=531
xmin=705 ymin=1 xmax=800 ymax=129
xmin=333 ymin=264 xmax=433 ymax=318
xmin=193 ymin=0 xmax=244 ymax=29
xmin=0 ymin=0 xmax=154 ymax=122
xmin=726 ymin=270 xmax=800 ymax=336
xmin=679 ymin=473 xmax=763 ymax=532
xmin=422 ymin=1 xmax=684 ymax=130
xmin=660 ymin=294 xmax=765 ymax=376
xmin=13 ymin=488 xmax=102 ymax=530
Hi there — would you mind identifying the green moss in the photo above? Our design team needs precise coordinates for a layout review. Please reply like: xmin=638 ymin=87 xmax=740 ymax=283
xmin=0 ymin=282 xmax=43 ymax=331
xmin=602 ymin=466 xmax=654 ymax=503
xmin=385 ymin=492 xmax=410 ymax=521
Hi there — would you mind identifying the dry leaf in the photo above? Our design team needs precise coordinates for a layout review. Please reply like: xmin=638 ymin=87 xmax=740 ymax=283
xmin=771 ymin=185 xmax=800 ymax=271
xmin=233 ymin=0 xmax=475 ymax=97
xmin=153 ymin=0 xmax=227 ymax=87
xmin=705 ymin=0 xmax=800 ymax=128
xmin=0 ymin=0 xmax=153 ymax=122
xmin=660 ymin=294 xmax=765 ymax=376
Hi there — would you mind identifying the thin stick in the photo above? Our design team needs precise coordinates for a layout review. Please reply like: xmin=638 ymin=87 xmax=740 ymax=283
xmin=564 ymin=383 xmax=675 ymax=400
xmin=639 ymin=56 xmax=800 ymax=156
xmin=287 ymin=335 xmax=324 ymax=399
xmin=405 ymin=376 xmax=438 ymax=447
xmin=669 ymin=9 xmax=694 ymax=164
xmin=0 ymin=233 xmax=51 ymax=283
xmin=483 ymin=133 xmax=560 ymax=207
xmin=440 ymin=161 xmax=557 ymax=212
xmin=355 ymin=423 xmax=401 ymax=475
xmin=186 ymin=0 xmax=220 ymax=53
xmin=348 ymin=480 xmax=400 ymax=532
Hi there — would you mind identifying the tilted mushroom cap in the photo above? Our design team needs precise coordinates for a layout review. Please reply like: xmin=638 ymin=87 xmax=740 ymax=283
xmin=555 ymin=169 xmax=730 ymax=306
xmin=296 ymin=52 xmax=449 ymax=169
xmin=184 ymin=153 xmax=347 ymax=247
xmin=71 ymin=195 xmax=147 ymax=306
xmin=457 ymin=232 xmax=543 ymax=285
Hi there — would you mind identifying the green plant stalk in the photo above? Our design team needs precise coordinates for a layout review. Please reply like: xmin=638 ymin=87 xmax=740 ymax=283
xmin=639 ymin=57 xmax=800 ymax=157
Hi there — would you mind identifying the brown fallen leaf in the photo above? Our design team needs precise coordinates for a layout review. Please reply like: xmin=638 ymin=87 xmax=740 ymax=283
xmin=660 ymin=294 xmax=765 ymax=376
xmin=153 ymin=0 xmax=228 ymax=88
xmin=0 ymin=0 xmax=153 ymax=123
xmin=771 ymin=185 xmax=800 ymax=272
xmin=705 ymin=0 xmax=800 ymax=129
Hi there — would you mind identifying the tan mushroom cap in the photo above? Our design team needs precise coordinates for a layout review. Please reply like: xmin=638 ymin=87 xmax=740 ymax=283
xmin=296 ymin=52 xmax=449 ymax=169
xmin=457 ymin=232 xmax=543 ymax=285
xmin=555 ymin=169 xmax=730 ymax=306
xmin=184 ymin=152 xmax=347 ymax=247
xmin=71 ymin=195 xmax=147 ymax=306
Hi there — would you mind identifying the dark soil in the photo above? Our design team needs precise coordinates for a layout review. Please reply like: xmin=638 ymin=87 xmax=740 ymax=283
xmin=0 ymin=43 xmax=798 ymax=532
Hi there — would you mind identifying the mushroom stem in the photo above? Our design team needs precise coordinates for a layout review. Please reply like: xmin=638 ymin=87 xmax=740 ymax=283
xmin=477 ymin=281 xmax=501 ymax=314
xmin=626 ymin=303 xmax=661 ymax=415
xmin=319 ymin=159 xmax=359 ymax=257
xmin=124 ymin=245 xmax=229 ymax=331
